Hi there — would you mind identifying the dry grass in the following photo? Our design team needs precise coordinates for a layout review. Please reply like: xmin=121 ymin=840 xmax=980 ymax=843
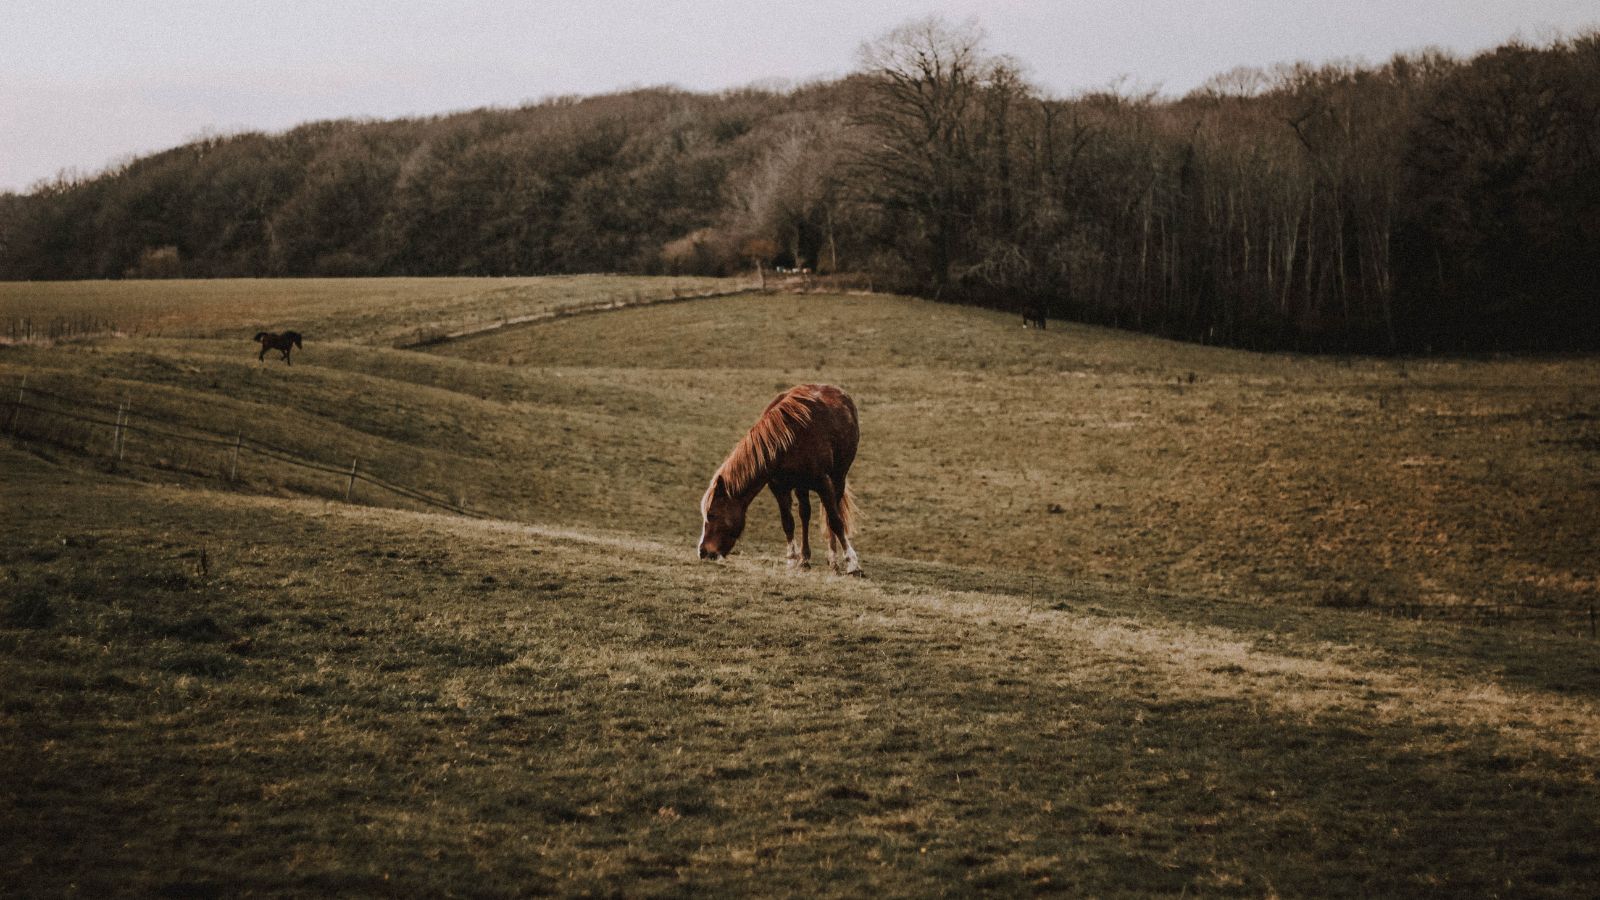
xmin=4 ymin=279 xmax=1600 ymax=895
xmin=430 ymin=291 xmax=1600 ymax=619
xmin=6 ymin=287 xmax=1596 ymax=615
xmin=4 ymin=454 xmax=1598 ymax=896
xmin=5 ymin=286 xmax=1594 ymax=615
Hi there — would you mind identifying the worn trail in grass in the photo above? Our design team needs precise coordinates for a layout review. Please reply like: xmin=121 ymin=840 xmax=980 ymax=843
xmin=5 ymin=452 xmax=1598 ymax=896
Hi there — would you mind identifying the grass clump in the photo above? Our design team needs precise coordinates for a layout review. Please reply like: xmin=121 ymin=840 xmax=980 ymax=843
xmin=157 ymin=649 xmax=242 ymax=679
xmin=4 ymin=589 xmax=56 ymax=629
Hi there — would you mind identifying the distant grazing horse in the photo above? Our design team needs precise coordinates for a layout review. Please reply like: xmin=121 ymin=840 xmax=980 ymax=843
xmin=698 ymin=383 xmax=863 ymax=576
xmin=1023 ymin=301 xmax=1047 ymax=330
xmin=254 ymin=331 xmax=303 ymax=365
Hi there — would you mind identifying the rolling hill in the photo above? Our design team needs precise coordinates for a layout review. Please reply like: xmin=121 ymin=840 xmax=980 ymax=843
xmin=4 ymin=278 xmax=1599 ymax=894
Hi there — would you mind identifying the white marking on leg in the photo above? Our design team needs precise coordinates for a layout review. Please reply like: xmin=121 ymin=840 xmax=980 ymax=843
xmin=843 ymin=543 xmax=863 ymax=576
xmin=787 ymin=539 xmax=804 ymax=569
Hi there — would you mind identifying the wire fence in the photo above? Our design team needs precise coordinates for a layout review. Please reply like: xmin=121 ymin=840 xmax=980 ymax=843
xmin=4 ymin=315 xmax=122 ymax=344
xmin=1361 ymin=599 xmax=1598 ymax=638
xmin=395 ymin=283 xmax=759 ymax=348
xmin=6 ymin=375 xmax=483 ymax=519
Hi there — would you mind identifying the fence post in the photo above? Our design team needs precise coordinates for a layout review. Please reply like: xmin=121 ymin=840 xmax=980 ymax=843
xmin=113 ymin=399 xmax=127 ymax=463
xmin=8 ymin=375 xmax=25 ymax=434
xmin=345 ymin=458 xmax=359 ymax=501
xmin=230 ymin=433 xmax=242 ymax=481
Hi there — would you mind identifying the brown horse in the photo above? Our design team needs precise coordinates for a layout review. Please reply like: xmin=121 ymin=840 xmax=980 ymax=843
xmin=698 ymin=383 xmax=863 ymax=576
xmin=254 ymin=331 xmax=303 ymax=365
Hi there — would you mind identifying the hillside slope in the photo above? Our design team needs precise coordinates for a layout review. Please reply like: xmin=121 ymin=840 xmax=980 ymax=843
xmin=439 ymin=291 xmax=1600 ymax=617
xmin=5 ymin=450 xmax=1599 ymax=896
xmin=6 ymin=286 xmax=1598 ymax=617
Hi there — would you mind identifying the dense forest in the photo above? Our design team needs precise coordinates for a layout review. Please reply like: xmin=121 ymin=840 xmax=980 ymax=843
xmin=3 ymin=20 xmax=1596 ymax=352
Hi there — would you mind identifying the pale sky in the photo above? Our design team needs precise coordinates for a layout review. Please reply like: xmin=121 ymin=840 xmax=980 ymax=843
xmin=3 ymin=1 xmax=1595 ymax=193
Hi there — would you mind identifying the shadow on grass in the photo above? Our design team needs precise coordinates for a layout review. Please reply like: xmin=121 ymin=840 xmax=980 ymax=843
xmin=870 ymin=556 xmax=1600 ymax=703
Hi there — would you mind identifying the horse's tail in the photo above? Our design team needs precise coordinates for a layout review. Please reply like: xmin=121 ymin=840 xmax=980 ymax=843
xmin=834 ymin=483 xmax=858 ymax=540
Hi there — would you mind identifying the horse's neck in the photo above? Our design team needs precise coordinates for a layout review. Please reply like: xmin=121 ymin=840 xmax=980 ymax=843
xmin=720 ymin=456 xmax=771 ymax=507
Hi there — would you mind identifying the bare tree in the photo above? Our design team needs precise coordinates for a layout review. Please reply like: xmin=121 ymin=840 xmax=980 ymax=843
xmin=853 ymin=16 xmax=996 ymax=291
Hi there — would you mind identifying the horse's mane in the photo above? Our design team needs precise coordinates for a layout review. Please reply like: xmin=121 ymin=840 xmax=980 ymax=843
xmin=715 ymin=391 xmax=814 ymax=495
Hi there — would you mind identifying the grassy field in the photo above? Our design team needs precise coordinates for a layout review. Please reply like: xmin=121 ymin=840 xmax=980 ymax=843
xmin=4 ymin=278 xmax=1600 ymax=895
xmin=430 ymin=291 xmax=1600 ymax=616
xmin=8 ymin=284 xmax=1591 ymax=614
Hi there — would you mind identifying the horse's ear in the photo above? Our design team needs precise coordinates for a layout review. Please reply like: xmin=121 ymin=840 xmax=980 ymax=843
xmin=711 ymin=474 xmax=726 ymax=497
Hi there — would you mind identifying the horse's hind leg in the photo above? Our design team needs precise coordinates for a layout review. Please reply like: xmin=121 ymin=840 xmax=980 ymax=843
xmin=817 ymin=477 xmax=862 ymax=577
xmin=771 ymin=485 xmax=803 ymax=569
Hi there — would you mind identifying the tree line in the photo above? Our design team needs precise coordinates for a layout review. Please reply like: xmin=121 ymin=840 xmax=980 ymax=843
xmin=3 ymin=19 xmax=1596 ymax=352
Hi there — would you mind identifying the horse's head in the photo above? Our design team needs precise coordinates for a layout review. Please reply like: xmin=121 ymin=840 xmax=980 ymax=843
xmin=253 ymin=332 xmax=268 ymax=343
xmin=697 ymin=473 xmax=746 ymax=560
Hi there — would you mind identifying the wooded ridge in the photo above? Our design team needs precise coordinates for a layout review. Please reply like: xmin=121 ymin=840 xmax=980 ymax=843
xmin=3 ymin=21 xmax=1596 ymax=352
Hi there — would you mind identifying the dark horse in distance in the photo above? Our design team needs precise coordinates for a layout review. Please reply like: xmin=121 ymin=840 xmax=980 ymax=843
xmin=1023 ymin=299 xmax=1048 ymax=329
xmin=698 ymin=383 xmax=863 ymax=576
xmin=253 ymin=331 xmax=303 ymax=365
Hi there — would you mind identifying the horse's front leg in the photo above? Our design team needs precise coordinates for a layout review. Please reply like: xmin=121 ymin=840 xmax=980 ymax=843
xmin=771 ymin=485 xmax=802 ymax=569
xmin=796 ymin=490 xmax=813 ymax=570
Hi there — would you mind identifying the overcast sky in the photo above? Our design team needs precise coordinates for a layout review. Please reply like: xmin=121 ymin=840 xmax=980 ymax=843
xmin=4 ymin=0 xmax=1595 ymax=192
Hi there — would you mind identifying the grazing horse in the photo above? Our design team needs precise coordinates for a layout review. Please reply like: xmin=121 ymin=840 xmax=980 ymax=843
xmin=1023 ymin=301 xmax=1047 ymax=330
xmin=254 ymin=331 xmax=303 ymax=365
xmin=698 ymin=383 xmax=863 ymax=576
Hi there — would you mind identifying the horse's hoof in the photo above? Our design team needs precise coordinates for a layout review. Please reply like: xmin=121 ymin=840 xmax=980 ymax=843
xmin=846 ymin=569 xmax=866 ymax=578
